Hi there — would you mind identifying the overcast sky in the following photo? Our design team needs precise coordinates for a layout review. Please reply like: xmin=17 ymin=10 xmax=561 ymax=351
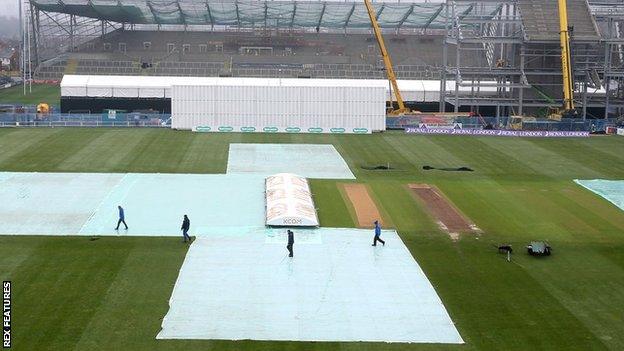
xmin=1 ymin=0 xmax=20 ymax=18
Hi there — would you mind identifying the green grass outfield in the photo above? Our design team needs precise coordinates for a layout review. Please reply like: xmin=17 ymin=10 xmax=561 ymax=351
xmin=0 ymin=84 xmax=61 ymax=106
xmin=1 ymin=128 xmax=624 ymax=351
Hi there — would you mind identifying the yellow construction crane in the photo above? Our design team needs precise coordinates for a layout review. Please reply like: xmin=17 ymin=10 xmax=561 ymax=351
xmin=556 ymin=0 xmax=577 ymax=116
xmin=363 ymin=0 xmax=411 ymax=115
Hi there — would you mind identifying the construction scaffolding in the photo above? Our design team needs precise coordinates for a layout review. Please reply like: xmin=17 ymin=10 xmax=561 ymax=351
xmin=440 ymin=0 xmax=526 ymax=117
xmin=592 ymin=1 xmax=624 ymax=118
xmin=440 ymin=0 xmax=624 ymax=119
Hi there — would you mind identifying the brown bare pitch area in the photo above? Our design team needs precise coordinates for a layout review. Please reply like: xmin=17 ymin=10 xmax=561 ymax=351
xmin=341 ymin=184 xmax=383 ymax=228
xmin=408 ymin=184 xmax=478 ymax=239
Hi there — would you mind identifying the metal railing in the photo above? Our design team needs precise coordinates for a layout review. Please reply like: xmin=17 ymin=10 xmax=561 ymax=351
xmin=0 ymin=113 xmax=171 ymax=128
xmin=0 ymin=113 xmax=618 ymax=132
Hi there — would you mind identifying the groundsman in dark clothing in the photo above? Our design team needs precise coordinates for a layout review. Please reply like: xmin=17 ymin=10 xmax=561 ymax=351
xmin=287 ymin=230 xmax=294 ymax=257
xmin=181 ymin=215 xmax=191 ymax=243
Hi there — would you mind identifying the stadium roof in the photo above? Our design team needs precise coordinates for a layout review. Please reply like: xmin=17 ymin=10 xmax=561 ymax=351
xmin=29 ymin=0 xmax=498 ymax=29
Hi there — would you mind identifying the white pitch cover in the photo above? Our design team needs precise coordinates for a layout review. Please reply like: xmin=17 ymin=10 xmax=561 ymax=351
xmin=265 ymin=173 xmax=319 ymax=227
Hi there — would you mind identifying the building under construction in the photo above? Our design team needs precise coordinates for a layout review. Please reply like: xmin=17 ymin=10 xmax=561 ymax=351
xmin=19 ymin=0 xmax=624 ymax=119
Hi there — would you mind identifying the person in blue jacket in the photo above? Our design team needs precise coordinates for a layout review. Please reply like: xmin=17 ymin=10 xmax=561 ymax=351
xmin=372 ymin=220 xmax=385 ymax=246
xmin=115 ymin=205 xmax=128 ymax=230
xmin=181 ymin=215 xmax=191 ymax=243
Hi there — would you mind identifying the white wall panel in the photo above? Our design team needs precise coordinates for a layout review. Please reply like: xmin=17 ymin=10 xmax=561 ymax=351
xmin=172 ymin=81 xmax=385 ymax=133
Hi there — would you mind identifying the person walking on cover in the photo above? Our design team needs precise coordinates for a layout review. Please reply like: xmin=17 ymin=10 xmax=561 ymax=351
xmin=181 ymin=215 xmax=191 ymax=243
xmin=372 ymin=220 xmax=385 ymax=246
xmin=115 ymin=205 xmax=128 ymax=230
xmin=287 ymin=230 xmax=294 ymax=257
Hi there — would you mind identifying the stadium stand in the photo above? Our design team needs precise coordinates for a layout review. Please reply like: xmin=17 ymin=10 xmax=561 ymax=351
xmin=24 ymin=0 xmax=623 ymax=118
xmin=35 ymin=31 xmax=454 ymax=80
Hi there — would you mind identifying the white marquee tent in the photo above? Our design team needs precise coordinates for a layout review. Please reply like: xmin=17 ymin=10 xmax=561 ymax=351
xmin=60 ymin=75 xmax=499 ymax=102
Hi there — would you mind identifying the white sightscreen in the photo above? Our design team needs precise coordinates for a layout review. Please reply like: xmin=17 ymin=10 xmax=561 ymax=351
xmin=171 ymin=81 xmax=386 ymax=133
